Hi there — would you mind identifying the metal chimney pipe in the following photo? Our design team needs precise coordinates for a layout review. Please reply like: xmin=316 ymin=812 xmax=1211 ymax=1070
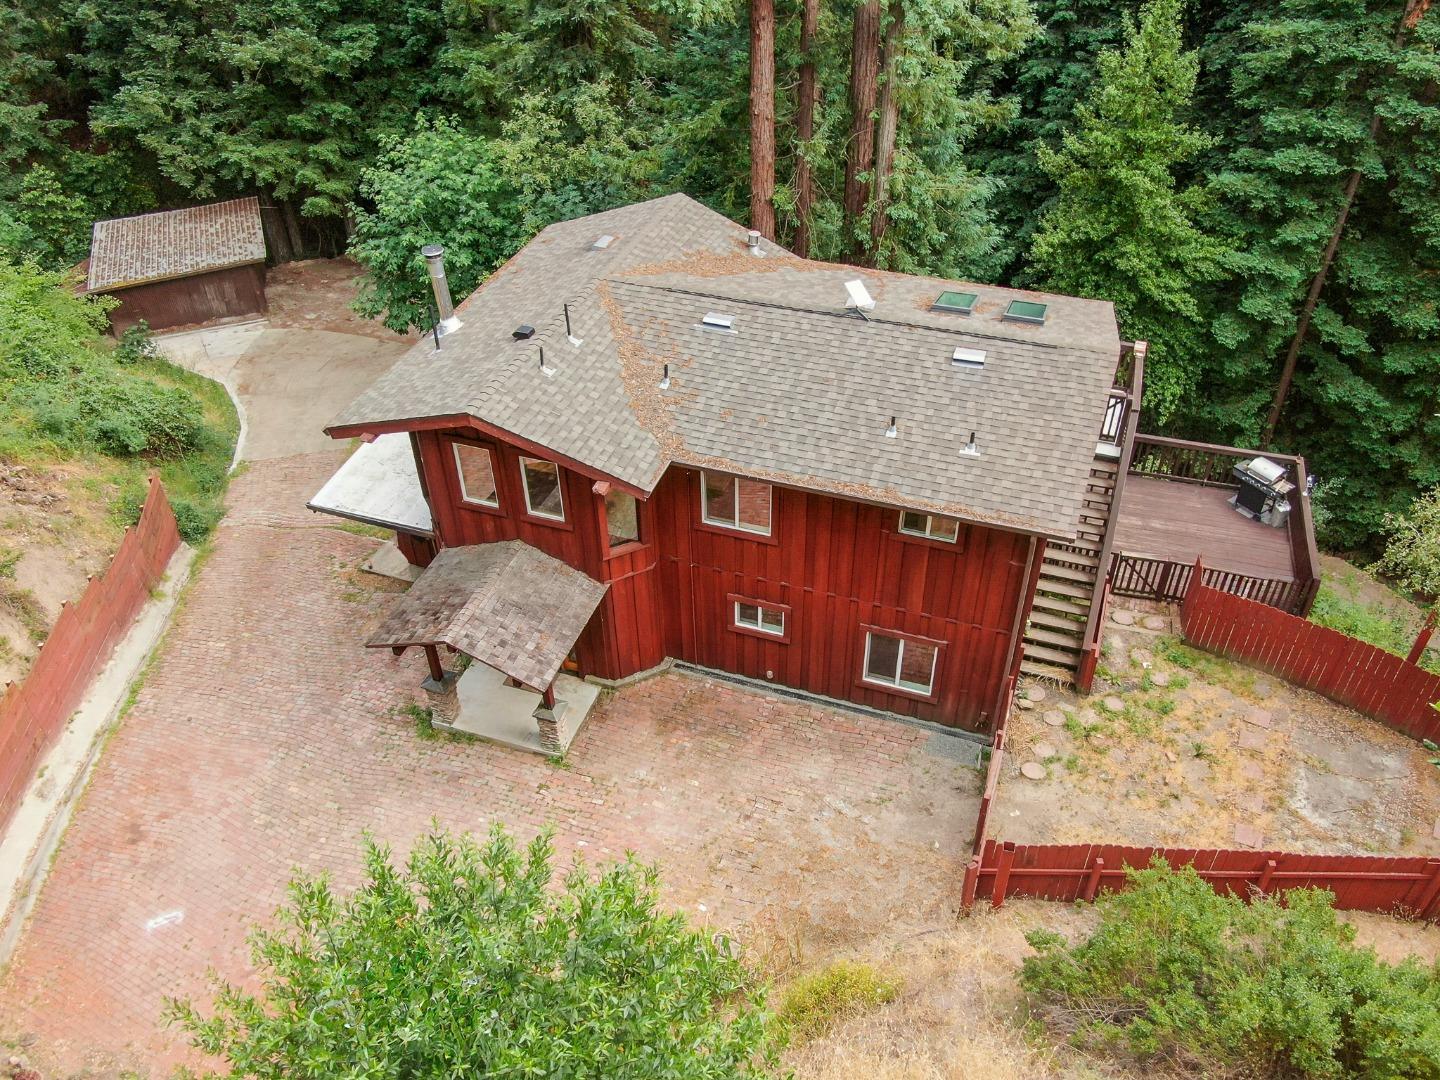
xmin=421 ymin=244 xmax=462 ymax=337
xmin=746 ymin=229 xmax=762 ymax=254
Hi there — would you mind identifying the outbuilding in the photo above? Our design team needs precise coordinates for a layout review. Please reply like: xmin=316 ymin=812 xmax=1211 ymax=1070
xmin=85 ymin=197 xmax=268 ymax=333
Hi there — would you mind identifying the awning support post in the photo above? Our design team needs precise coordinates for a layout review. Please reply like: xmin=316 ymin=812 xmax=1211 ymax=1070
xmin=533 ymin=680 xmax=565 ymax=755
xmin=423 ymin=644 xmax=446 ymax=683
xmin=419 ymin=643 xmax=460 ymax=726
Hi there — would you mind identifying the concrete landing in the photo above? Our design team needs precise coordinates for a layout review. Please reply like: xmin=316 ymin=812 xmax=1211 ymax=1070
xmin=361 ymin=540 xmax=423 ymax=583
xmin=434 ymin=665 xmax=601 ymax=756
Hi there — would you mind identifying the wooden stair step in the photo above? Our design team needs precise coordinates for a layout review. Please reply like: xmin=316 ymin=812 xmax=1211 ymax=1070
xmin=1034 ymin=577 xmax=1093 ymax=600
xmin=1024 ymin=625 xmax=1084 ymax=650
xmin=1020 ymin=658 xmax=1077 ymax=682
xmin=1039 ymin=562 xmax=1097 ymax=585
xmin=1046 ymin=549 xmax=1099 ymax=568
xmin=1029 ymin=608 xmax=1086 ymax=632
xmin=1023 ymin=642 xmax=1082 ymax=668
xmin=1033 ymin=592 xmax=1090 ymax=617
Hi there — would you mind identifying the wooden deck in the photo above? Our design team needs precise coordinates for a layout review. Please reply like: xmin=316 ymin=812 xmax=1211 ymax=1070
xmin=1112 ymin=475 xmax=1295 ymax=581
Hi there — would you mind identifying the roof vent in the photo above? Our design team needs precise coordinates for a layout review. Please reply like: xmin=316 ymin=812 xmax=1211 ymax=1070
xmin=747 ymin=230 xmax=762 ymax=253
xmin=513 ymin=324 xmax=536 ymax=340
xmin=659 ymin=363 xmax=672 ymax=390
xmin=932 ymin=291 xmax=977 ymax=316
xmin=701 ymin=312 xmax=735 ymax=332
xmin=563 ymin=303 xmax=582 ymax=347
xmin=538 ymin=346 xmax=556 ymax=378
xmin=952 ymin=346 xmax=986 ymax=369
xmin=1003 ymin=299 xmax=1047 ymax=325
xmin=960 ymin=431 xmax=980 ymax=457
xmin=591 ymin=234 xmax=615 ymax=250
xmin=885 ymin=415 xmax=898 ymax=439
xmin=845 ymin=279 xmax=876 ymax=314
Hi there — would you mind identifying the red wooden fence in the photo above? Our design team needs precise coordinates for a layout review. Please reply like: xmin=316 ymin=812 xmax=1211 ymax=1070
xmin=1180 ymin=562 xmax=1440 ymax=744
xmin=0 ymin=478 xmax=180 ymax=828
xmin=962 ymin=839 xmax=1440 ymax=920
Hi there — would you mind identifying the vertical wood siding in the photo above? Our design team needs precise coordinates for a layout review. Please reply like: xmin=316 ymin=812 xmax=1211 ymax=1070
xmin=105 ymin=263 xmax=267 ymax=334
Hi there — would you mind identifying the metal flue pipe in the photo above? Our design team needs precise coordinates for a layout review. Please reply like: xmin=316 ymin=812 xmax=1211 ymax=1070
xmin=421 ymin=244 xmax=462 ymax=337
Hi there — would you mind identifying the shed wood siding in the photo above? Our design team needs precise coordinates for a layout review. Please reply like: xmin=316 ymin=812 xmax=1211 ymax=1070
xmin=105 ymin=263 xmax=267 ymax=333
xmin=417 ymin=428 xmax=1031 ymax=732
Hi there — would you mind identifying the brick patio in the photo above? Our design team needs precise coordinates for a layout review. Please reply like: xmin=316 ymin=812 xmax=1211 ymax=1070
xmin=0 ymin=451 xmax=978 ymax=1075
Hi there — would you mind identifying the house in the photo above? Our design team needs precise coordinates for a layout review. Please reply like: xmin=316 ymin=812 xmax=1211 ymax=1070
xmin=312 ymin=194 xmax=1319 ymax=752
xmin=84 ymin=197 xmax=267 ymax=333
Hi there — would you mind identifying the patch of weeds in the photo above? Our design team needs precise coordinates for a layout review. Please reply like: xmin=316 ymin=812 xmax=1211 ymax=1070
xmin=1155 ymin=638 xmax=1256 ymax=696
xmin=332 ymin=520 xmax=390 ymax=540
xmin=404 ymin=702 xmax=441 ymax=741
xmin=548 ymin=752 xmax=573 ymax=770
xmin=1139 ymin=671 xmax=1155 ymax=691
xmin=1167 ymin=673 xmax=1191 ymax=690
xmin=1149 ymin=695 xmax=1177 ymax=717
xmin=0 ymin=582 xmax=49 ymax=643
xmin=1094 ymin=663 xmax=1124 ymax=685
xmin=0 ymin=548 xmax=19 ymax=578
xmin=775 ymin=960 xmax=900 ymax=1042
xmin=1096 ymin=696 xmax=1122 ymax=717
xmin=1191 ymin=742 xmax=1217 ymax=763
xmin=1121 ymin=704 xmax=1158 ymax=738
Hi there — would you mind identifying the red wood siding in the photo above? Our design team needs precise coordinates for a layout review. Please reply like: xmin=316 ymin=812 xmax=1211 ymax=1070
xmin=418 ymin=428 xmax=1034 ymax=732
xmin=105 ymin=263 xmax=267 ymax=333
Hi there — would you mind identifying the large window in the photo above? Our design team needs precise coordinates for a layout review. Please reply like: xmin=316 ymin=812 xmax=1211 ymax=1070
xmin=898 ymin=510 xmax=959 ymax=543
xmin=453 ymin=443 xmax=499 ymax=507
xmin=520 ymin=457 xmax=565 ymax=520
xmin=605 ymin=488 xmax=640 ymax=548
xmin=862 ymin=630 xmax=939 ymax=696
xmin=734 ymin=600 xmax=785 ymax=637
xmin=701 ymin=471 xmax=772 ymax=535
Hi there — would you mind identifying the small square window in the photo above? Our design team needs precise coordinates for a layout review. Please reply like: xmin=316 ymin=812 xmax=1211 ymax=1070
xmin=520 ymin=457 xmax=565 ymax=520
xmin=701 ymin=471 xmax=772 ymax=535
xmin=734 ymin=600 xmax=786 ymax=637
xmin=863 ymin=631 xmax=938 ymax=696
xmin=932 ymin=290 xmax=977 ymax=315
xmin=605 ymin=489 xmax=640 ymax=548
xmin=453 ymin=443 xmax=499 ymax=507
xmin=898 ymin=511 xmax=959 ymax=543
xmin=1003 ymin=299 xmax=1047 ymax=325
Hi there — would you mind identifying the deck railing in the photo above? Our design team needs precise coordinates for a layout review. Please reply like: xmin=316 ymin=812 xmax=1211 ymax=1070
xmin=1112 ymin=434 xmax=1320 ymax=616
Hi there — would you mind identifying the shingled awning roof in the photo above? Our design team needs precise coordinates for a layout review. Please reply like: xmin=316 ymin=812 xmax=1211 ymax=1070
xmin=366 ymin=542 xmax=608 ymax=690
xmin=86 ymin=197 xmax=266 ymax=292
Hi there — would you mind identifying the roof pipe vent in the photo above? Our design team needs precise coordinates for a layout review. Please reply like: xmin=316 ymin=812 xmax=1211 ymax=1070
xmin=885 ymin=415 xmax=898 ymax=439
xmin=564 ymin=302 xmax=583 ymax=347
xmin=746 ymin=229 xmax=763 ymax=255
xmin=659 ymin=363 xmax=671 ymax=390
xmin=421 ymin=244 xmax=462 ymax=337
xmin=960 ymin=431 xmax=980 ymax=457
xmin=538 ymin=346 xmax=556 ymax=378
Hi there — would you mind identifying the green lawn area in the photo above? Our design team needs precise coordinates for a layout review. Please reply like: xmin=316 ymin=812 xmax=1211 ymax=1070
xmin=1310 ymin=556 xmax=1437 ymax=675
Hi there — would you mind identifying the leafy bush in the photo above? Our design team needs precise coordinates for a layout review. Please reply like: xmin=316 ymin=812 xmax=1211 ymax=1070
xmin=167 ymin=826 xmax=776 ymax=1078
xmin=1021 ymin=861 xmax=1440 ymax=1077
xmin=28 ymin=369 xmax=206 ymax=458
xmin=1375 ymin=488 xmax=1440 ymax=608
xmin=776 ymin=960 xmax=900 ymax=1041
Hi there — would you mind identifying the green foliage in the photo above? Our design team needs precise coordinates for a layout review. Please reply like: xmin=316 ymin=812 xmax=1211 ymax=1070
xmin=1022 ymin=861 xmax=1440 ymax=1077
xmin=167 ymin=826 xmax=776 ymax=1077
xmin=776 ymin=960 xmax=900 ymax=1041
xmin=1374 ymin=487 xmax=1440 ymax=606
xmin=1028 ymin=0 xmax=1229 ymax=422
xmin=1309 ymin=582 xmax=1439 ymax=674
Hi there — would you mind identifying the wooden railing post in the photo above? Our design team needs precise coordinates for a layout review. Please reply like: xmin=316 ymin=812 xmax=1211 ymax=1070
xmin=1416 ymin=859 xmax=1440 ymax=921
xmin=961 ymin=854 xmax=981 ymax=912
xmin=1256 ymin=858 xmax=1277 ymax=897
xmin=1082 ymin=856 xmax=1106 ymax=902
xmin=991 ymin=841 xmax=1018 ymax=909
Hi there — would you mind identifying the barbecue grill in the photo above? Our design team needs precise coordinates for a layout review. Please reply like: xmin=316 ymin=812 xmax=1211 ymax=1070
xmin=1231 ymin=457 xmax=1294 ymax=528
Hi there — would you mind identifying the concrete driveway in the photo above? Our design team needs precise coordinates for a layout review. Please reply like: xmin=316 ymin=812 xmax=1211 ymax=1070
xmin=157 ymin=322 xmax=408 ymax=460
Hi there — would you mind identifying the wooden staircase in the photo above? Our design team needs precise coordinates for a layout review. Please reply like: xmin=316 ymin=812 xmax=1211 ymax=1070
xmin=1020 ymin=456 xmax=1119 ymax=683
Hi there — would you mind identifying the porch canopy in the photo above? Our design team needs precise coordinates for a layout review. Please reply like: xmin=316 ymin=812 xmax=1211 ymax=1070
xmin=366 ymin=541 xmax=608 ymax=691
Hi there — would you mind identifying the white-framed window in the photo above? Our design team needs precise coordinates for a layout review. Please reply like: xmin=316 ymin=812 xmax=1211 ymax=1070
xmin=520 ymin=456 xmax=565 ymax=520
xmin=701 ymin=470 xmax=772 ymax=535
xmin=453 ymin=442 xmax=499 ymax=507
xmin=734 ymin=600 xmax=785 ymax=637
xmin=898 ymin=510 xmax=959 ymax=543
xmin=862 ymin=630 xmax=939 ymax=696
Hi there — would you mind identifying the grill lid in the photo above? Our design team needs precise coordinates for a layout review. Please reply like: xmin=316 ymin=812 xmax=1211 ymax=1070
xmin=1242 ymin=456 xmax=1286 ymax=486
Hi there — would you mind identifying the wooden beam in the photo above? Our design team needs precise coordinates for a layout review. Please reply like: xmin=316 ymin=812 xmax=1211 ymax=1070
xmin=423 ymin=644 xmax=446 ymax=683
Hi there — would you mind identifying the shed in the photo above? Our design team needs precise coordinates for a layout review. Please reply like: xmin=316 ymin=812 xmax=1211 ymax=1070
xmin=85 ymin=197 xmax=268 ymax=333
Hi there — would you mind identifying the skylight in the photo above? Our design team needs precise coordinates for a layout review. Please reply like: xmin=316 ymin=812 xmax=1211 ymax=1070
xmin=952 ymin=347 xmax=986 ymax=369
xmin=591 ymin=234 xmax=615 ymax=250
xmin=701 ymin=312 xmax=735 ymax=331
xmin=932 ymin=291 xmax=977 ymax=315
xmin=1004 ymin=299 xmax=1047 ymax=325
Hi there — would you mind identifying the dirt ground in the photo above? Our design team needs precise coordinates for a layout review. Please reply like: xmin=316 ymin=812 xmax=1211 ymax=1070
xmin=780 ymin=899 xmax=1440 ymax=1080
xmin=265 ymin=257 xmax=417 ymax=343
xmin=995 ymin=602 xmax=1440 ymax=855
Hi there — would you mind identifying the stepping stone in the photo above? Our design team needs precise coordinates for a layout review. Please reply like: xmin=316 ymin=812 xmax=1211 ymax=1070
xmin=1034 ymin=741 xmax=1057 ymax=760
xmin=1025 ymin=684 xmax=1048 ymax=703
xmin=1111 ymin=610 xmax=1136 ymax=626
xmin=1103 ymin=696 xmax=1125 ymax=713
xmin=1240 ymin=761 xmax=1264 ymax=781
xmin=1238 ymin=794 xmax=1266 ymax=815
xmin=1237 ymin=727 xmax=1268 ymax=751
xmin=1131 ymin=647 xmax=1154 ymax=666
xmin=1143 ymin=615 xmax=1168 ymax=631
xmin=1076 ymin=709 xmax=1099 ymax=725
xmin=1253 ymin=680 xmax=1275 ymax=699
xmin=1020 ymin=761 xmax=1047 ymax=781
xmin=1245 ymin=707 xmax=1273 ymax=729
xmin=1151 ymin=671 xmax=1171 ymax=687
xmin=1042 ymin=710 xmax=1066 ymax=727
xmin=1164 ymin=749 xmax=1178 ymax=764
xmin=1015 ymin=698 xmax=1035 ymax=711
xmin=1233 ymin=823 xmax=1264 ymax=849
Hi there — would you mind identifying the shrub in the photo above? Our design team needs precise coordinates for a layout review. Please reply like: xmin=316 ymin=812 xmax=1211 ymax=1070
xmin=28 ymin=369 xmax=206 ymax=458
xmin=167 ymin=826 xmax=776 ymax=1078
xmin=776 ymin=960 xmax=901 ymax=1041
xmin=1021 ymin=861 xmax=1440 ymax=1077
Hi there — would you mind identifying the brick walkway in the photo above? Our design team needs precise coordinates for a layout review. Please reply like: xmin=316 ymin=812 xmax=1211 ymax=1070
xmin=0 ymin=452 xmax=978 ymax=1076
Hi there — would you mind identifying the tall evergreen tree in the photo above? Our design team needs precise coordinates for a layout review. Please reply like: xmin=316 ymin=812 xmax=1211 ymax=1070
xmin=1028 ymin=0 xmax=1226 ymax=420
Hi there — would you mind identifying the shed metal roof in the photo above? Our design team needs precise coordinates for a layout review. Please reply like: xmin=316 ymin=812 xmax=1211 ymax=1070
xmin=86 ymin=197 xmax=266 ymax=292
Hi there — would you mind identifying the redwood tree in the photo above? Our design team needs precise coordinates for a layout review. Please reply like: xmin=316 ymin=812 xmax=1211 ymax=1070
xmin=749 ymin=0 xmax=777 ymax=239
xmin=843 ymin=0 xmax=882 ymax=259
xmin=792 ymin=0 xmax=821 ymax=257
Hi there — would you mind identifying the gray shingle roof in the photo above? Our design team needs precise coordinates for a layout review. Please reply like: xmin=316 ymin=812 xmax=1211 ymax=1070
xmin=366 ymin=542 xmax=608 ymax=689
xmin=86 ymin=197 xmax=266 ymax=292
xmin=329 ymin=194 xmax=1122 ymax=538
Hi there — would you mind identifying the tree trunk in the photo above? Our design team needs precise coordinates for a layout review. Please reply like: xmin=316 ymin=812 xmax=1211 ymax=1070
xmin=260 ymin=190 xmax=294 ymax=264
xmin=793 ymin=0 xmax=821 ymax=258
xmin=843 ymin=0 xmax=882 ymax=261
xmin=867 ymin=0 xmax=905 ymax=266
xmin=749 ymin=0 xmax=777 ymax=240
xmin=1262 ymin=0 xmax=1430 ymax=446
xmin=280 ymin=199 xmax=305 ymax=262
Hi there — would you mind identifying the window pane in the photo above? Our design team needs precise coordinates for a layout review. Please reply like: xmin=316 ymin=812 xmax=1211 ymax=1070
xmin=899 ymin=511 xmax=928 ymax=535
xmin=760 ymin=607 xmax=785 ymax=633
xmin=736 ymin=602 xmax=759 ymax=627
xmin=454 ymin=443 xmax=498 ymax=506
xmin=605 ymin=489 xmax=639 ymax=547
xmin=865 ymin=633 xmax=901 ymax=683
xmin=522 ymin=458 xmax=564 ymax=519
xmin=737 ymin=478 xmax=772 ymax=533
xmin=703 ymin=471 xmax=736 ymax=525
xmin=899 ymin=641 xmax=937 ymax=693
xmin=930 ymin=516 xmax=959 ymax=542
